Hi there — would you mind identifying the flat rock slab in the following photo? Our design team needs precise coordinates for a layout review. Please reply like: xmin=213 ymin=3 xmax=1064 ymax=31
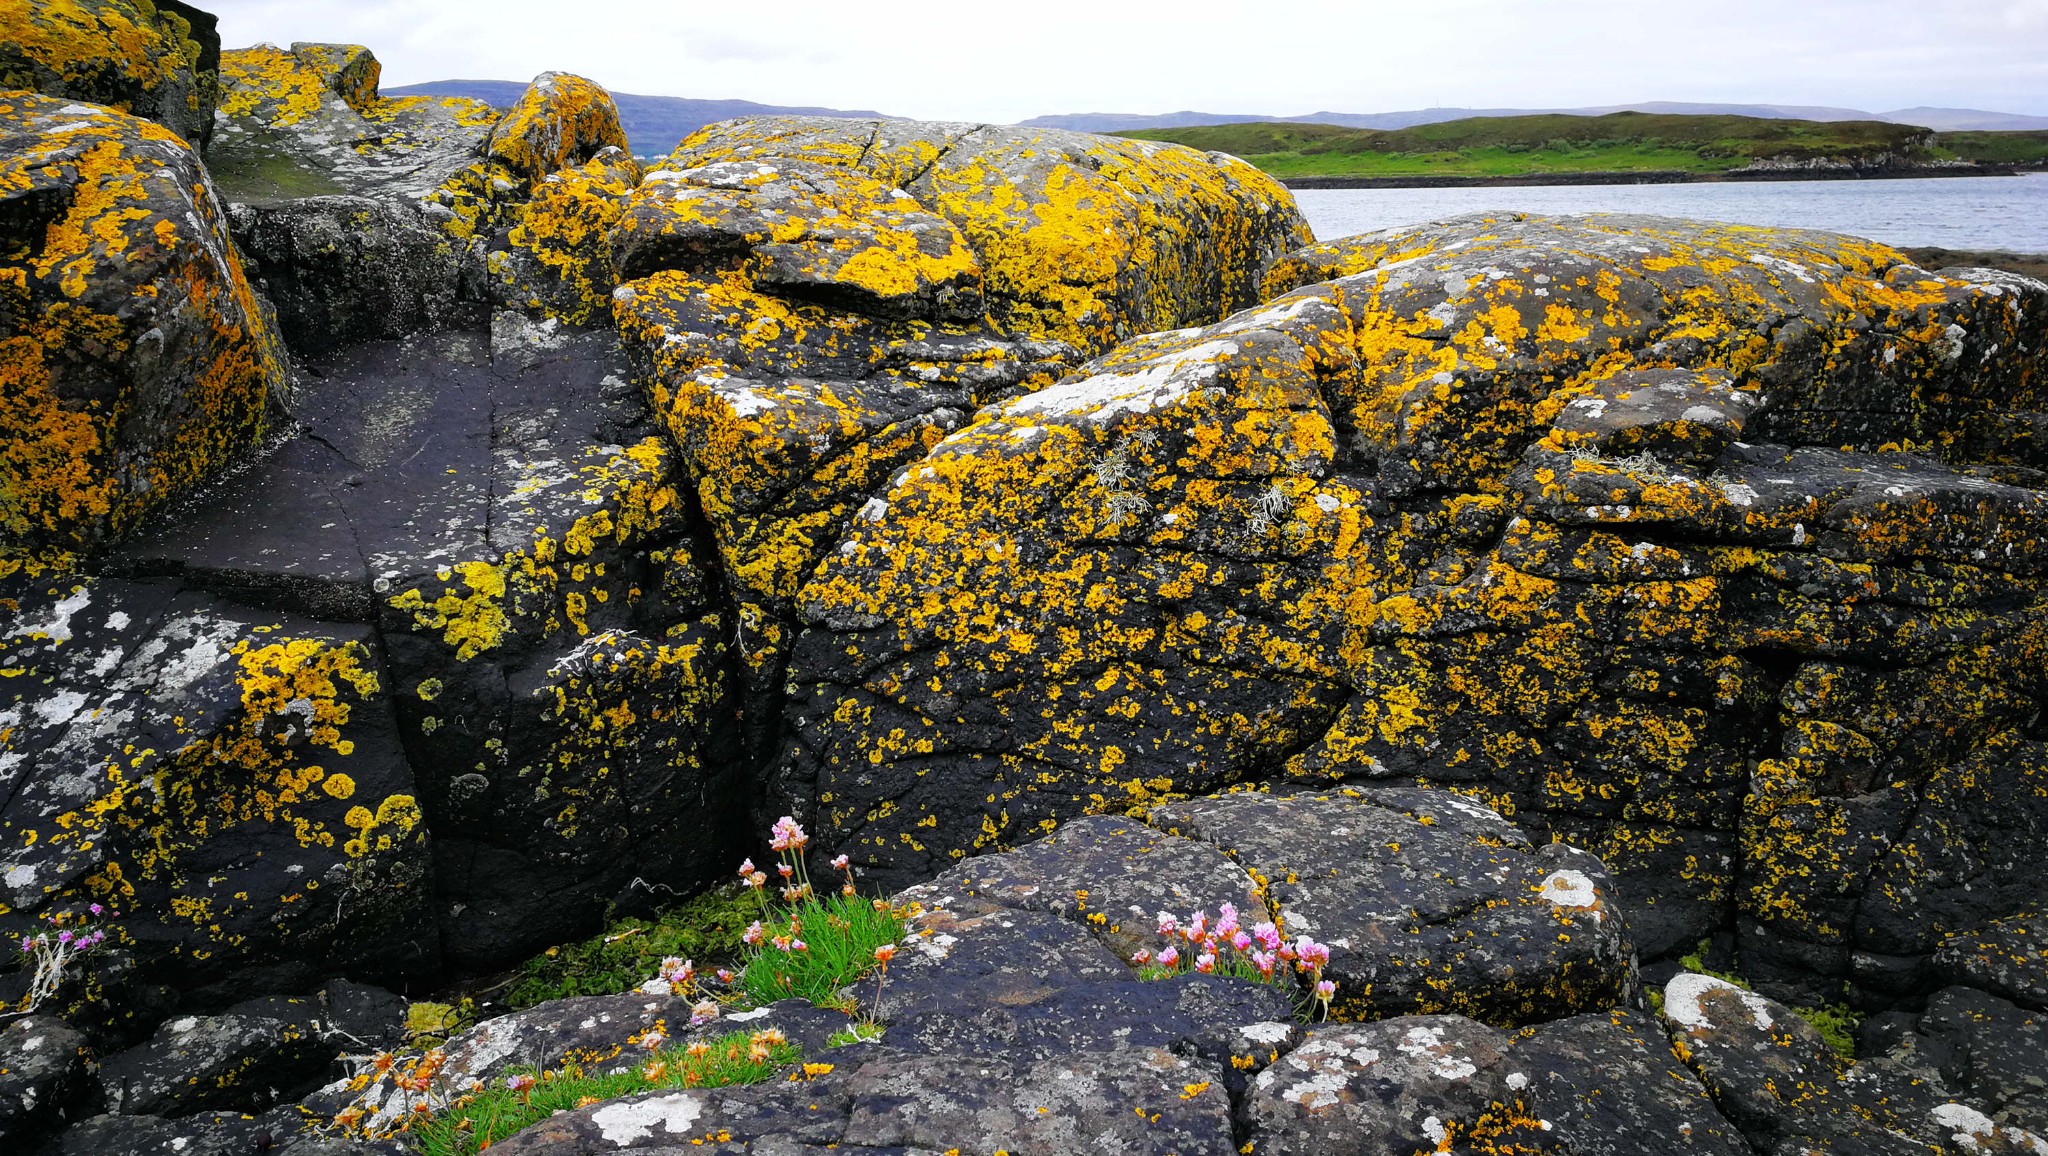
xmin=486 ymin=1045 xmax=1236 ymax=1155
xmin=1936 ymin=911 xmax=2048 ymax=1011
xmin=1152 ymin=787 xmax=1638 ymax=1024
xmin=99 ymin=996 xmax=333 ymax=1117
xmin=0 ymin=1015 xmax=90 ymax=1147
xmin=905 ymin=813 xmax=1264 ymax=963
xmin=1243 ymin=1015 xmax=1511 ymax=1155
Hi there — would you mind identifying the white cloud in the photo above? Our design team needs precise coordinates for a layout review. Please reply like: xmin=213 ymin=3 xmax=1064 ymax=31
xmin=201 ymin=0 xmax=2048 ymax=121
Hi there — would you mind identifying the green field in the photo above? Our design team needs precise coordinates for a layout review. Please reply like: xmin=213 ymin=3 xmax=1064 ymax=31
xmin=1116 ymin=112 xmax=2048 ymax=180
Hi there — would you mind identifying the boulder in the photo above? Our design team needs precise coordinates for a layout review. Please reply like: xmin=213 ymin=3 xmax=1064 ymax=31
xmin=0 ymin=1015 xmax=92 ymax=1146
xmin=1241 ymin=1015 xmax=1512 ymax=1155
xmin=1152 ymin=788 xmax=1637 ymax=1025
xmin=98 ymin=996 xmax=333 ymax=1116
xmin=0 ymin=91 xmax=286 ymax=556
xmin=0 ymin=0 xmax=220 ymax=146
xmin=485 ymin=72 xmax=630 ymax=183
xmin=613 ymin=116 xmax=1307 ymax=766
xmin=1935 ymin=912 xmax=2048 ymax=1011
xmin=108 ymin=325 xmax=746 ymax=974
xmin=773 ymin=211 xmax=2048 ymax=1000
xmin=41 ymin=1106 xmax=328 ymax=1156
xmin=208 ymin=42 xmax=500 ymax=205
xmin=1907 ymin=986 xmax=2048 ymax=1133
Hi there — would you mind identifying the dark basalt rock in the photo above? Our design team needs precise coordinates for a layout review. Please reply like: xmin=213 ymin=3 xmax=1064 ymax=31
xmin=1935 ymin=912 xmax=2048 ymax=1012
xmin=0 ymin=1016 xmax=93 ymax=1148
xmin=98 ymin=996 xmax=334 ymax=1117
xmin=1241 ymin=1015 xmax=1512 ymax=1155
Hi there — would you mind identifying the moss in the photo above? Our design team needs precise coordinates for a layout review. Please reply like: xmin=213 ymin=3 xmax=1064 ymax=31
xmin=505 ymin=884 xmax=758 ymax=1008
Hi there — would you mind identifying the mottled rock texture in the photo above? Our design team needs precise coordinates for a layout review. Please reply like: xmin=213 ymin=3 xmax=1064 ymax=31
xmin=0 ymin=92 xmax=285 ymax=557
xmin=0 ymin=0 xmax=220 ymax=147
xmin=777 ymin=210 xmax=2048 ymax=1009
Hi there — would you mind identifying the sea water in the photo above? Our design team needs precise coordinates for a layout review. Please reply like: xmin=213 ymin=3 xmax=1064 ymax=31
xmin=1292 ymin=172 xmax=2048 ymax=252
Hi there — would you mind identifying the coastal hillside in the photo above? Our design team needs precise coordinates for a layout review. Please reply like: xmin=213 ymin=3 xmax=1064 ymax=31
xmin=1119 ymin=110 xmax=2048 ymax=179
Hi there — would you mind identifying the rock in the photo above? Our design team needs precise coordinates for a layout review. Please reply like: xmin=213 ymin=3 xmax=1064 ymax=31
xmin=614 ymin=115 xmax=1306 ymax=768
xmin=228 ymin=196 xmax=487 ymax=355
xmin=1151 ymin=788 xmax=1637 ymax=1025
xmin=484 ymin=1046 xmax=1236 ymax=1155
xmin=317 ymin=980 xmax=407 ymax=1051
xmin=1935 ymin=912 xmax=2048 ymax=1011
xmin=486 ymin=72 xmax=630 ymax=183
xmin=1659 ymin=972 xmax=1856 ymax=1147
xmin=0 ymin=574 xmax=436 ymax=1004
xmin=1910 ymin=986 xmax=2048 ymax=1129
xmin=0 ymin=1015 xmax=92 ymax=1147
xmin=208 ymin=43 xmax=500 ymax=205
xmin=0 ymin=0 xmax=220 ymax=146
xmin=773 ymin=210 xmax=2048 ymax=1005
xmin=107 ymin=325 xmax=745 ymax=975
xmin=98 ymin=996 xmax=334 ymax=1116
xmin=490 ymin=146 xmax=640 ymax=326
xmin=41 ymin=1106 xmax=319 ymax=1156
xmin=1241 ymin=1015 xmax=1512 ymax=1155
xmin=0 ymin=91 xmax=286 ymax=556
xmin=904 ymin=812 xmax=1264 ymax=964
xmin=1452 ymin=1009 xmax=1751 ymax=1155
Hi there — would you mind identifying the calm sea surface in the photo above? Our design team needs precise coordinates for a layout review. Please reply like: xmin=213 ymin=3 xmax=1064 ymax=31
xmin=1292 ymin=172 xmax=2048 ymax=252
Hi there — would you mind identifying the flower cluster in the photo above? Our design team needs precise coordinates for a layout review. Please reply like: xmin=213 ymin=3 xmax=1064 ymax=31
xmin=1132 ymin=904 xmax=1337 ymax=1020
xmin=11 ymin=905 xmax=116 ymax=1015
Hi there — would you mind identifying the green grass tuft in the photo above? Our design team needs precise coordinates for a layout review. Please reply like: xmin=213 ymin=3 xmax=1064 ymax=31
xmin=737 ymin=891 xmax=904 ymax=1009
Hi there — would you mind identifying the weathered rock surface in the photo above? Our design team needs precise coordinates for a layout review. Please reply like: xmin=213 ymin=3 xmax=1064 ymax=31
xmin=1936 ymin=912 xmax=2048 ymax=1011
xmin=98 ymin=995 xmax=331 ymax=1116
xmin=0 ymin=1015 xmax=91 ymax=1146
xmin=0 ymin=0 xmax=220 ymax=147
xmin=776 ymin=211 xmax=2048 ymax=1005
xmin=613 ymin=115 xmax=1308 ymax=768
xmin=0 ymin=91 xmax=286 ymax=556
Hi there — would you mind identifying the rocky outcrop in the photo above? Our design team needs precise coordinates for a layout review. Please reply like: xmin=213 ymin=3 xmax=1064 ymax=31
xmin=0 ymin=0 xmax=220 ymax=147
xmin=777 ymin=211 xmax=2048 ymax=1009
xmin=613 ymin=116 xmax=1308 ymax=768
xmin=0 ymin=91 xmax=286 ymax=558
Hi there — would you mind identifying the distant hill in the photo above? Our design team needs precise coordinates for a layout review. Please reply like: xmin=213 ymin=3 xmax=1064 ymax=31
xmin=1114 ymin=111 xmax=2046 ymax=182
xmin=1026 ymin=102 xmax=2048 ymax=135
xmin=1881 ymin=107 xmax=2048 ymax=132
xmin=384 ymin=80 xmax=884 ymax=156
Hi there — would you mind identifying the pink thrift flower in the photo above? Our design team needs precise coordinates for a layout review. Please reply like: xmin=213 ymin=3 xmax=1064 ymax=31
xmin=1188 ymin=912 xmax=1208 ymax=941
xmin=790 ymin=938 xmax=809 ymax=952
xmin=89 ymin=904 xmax=104 ymax=916
xmin=742 ymin=921 xmax=764 ymax=946
xmin=1253 ymin=951 xmax=1276 ymax=977
xmin=769 ymin=816 xmax=808 ymax=851
xmin=690 ymin=1000 xmax=720 ymax=1025
xmin=640 ymin=1031 xmax=666 ymax=1051
xmin=1131 ymin=950 xmax=1152 ymax=966
xmin=1215 ymin=904 xmax=1240 ymax=940
xmin=716 ymin=969 xmax=735 ymax=984
xmin=738 ymin=858 xmax=756 ymax=877
xmin=1315 ymin=978 xmax=1336 ymax=1000
xmin=1156 ymin=913 xmax=1178 ymax=937
xmin=506 ymin=1074 xmax=536 ymax=1093
xmin=1157 ymin=946 xmax=1180 ymax=968
xmin=1194 ymin=952 xmax=1217 ymax=974
xmin=1231 ymin=931 xmax=1253 ymax=953
xmin=1253 ymin=922 xmax=1282 ymax=952
xmin=831 ymin=854 xmax=850 ymax=871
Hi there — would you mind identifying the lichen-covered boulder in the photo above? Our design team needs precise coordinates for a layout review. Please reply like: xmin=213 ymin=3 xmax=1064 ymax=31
xmin=612 ymin=116 xmax=1307 ymax=764
xmin=485 ymin=71 xmax=629 ymax=183
xmin=0 ymin=573 xmax=435 ymax=1002
xmin=489 ymin=145 xmax=641 ymax=326
xmin=1243 ymin=1015 xmax=1513 ymax=1155
xmin=773 ymin=211 xmax=2048 ymax=1002
xmin=0 ymin=0 xmax=220 ymax=147
xmin=98 ymin=995 xmax=332 ymax=1116
xmin=208 ymin=42 xmax=500 ymax=204
xmin=110 ymin=325 xmax=744 ymax=974
xmin=0 ymin=92 xmax=286 ymax=556
xmin=1935 ymin=912 xmax=2048 ymax=1011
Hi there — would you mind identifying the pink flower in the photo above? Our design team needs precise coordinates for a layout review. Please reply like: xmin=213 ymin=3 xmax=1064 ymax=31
xmin=690 ymin=1000 xmax=720 ymax=1026
xmin=715 ymin=969 xmax=734 ymax=984
xmin=742 ymin=921 xmax=764 ymax=946
xmin=1187 ymin=912 xmax=1209 ymax=942
xmin=769 ymin=816 xmax=808 ymax=852
xmin=747 ymin=870 xmax=767 ymax=888
xmin=738 ymin=858 xmax=756 ymax=877
xmin=772 ymin=935 xmax=793 ymax=952
xmin=1253 ymin=951 xmax=1276 ymax=977
xmin=778 ymin=862 xmax=794 ymax=879
xmin=1131 ymin=950 xmax=1152 ymax=966
xmin=1215 ymin=903 xmax=1240 ymax=941
xmin=88 ymin=904 xmax=103 ymax=916
xmin=790 ymin=938 xmax=809 ymax=952
xmin=1253 ymin=922 xmax=1282 ymax=953
xmin=1157 ymin=946 xmax=1180 ymax=968
xmin=1315 ymin=979 xmax=1336 ymax=1000
xmin=1231 ymin=931 xmax=1253 ymax=953
xmin=831 ymin=854 xmax=850 ymax=871
xmin=1194 ymin=951 xmax=1217 ymax=974
xmin=1156 ymin=913 xmax=1178 ymax=937
xmin=505 ymin=1073 xmax=536 ymax=1093
xmin=640 ymin=1031 xmax=666 ymax=1051
xmin=1296 ymin=938 xmax=1330 ymax=971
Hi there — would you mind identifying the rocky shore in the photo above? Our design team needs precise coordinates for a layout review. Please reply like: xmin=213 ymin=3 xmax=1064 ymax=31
xmin=5 ymin=2 xmax=2048 ymax=1154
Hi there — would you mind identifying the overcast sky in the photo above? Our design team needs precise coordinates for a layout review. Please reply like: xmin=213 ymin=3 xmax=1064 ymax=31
xmin=204 ymin=0 xmax=2048 ymax=121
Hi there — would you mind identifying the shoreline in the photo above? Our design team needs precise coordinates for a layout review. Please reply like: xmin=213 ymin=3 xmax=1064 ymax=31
xmin=1282 ymin=164 xmax=2035 ymax=190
